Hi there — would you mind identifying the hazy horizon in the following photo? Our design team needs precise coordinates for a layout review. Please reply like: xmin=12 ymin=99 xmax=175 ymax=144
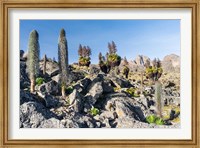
xmin=20 ymin=20 xmax=180 ymax=64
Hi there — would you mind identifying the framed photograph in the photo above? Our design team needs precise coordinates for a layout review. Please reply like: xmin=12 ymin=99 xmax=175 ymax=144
xmin=1 ymin=0 xmax=199 ymax=147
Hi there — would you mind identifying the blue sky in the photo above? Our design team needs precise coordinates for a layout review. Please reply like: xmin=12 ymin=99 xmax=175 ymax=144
xmin=20 ymin=20 xmax=180 ymax=64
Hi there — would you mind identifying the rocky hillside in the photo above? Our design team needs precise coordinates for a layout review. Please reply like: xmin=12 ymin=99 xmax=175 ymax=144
xmin=20 ymin=53 xmax=180 ymax=128
xmin=119 ymin=54 xmax=180 ymax=73
xmin=162 ymin=54 xmax=180 ymax=72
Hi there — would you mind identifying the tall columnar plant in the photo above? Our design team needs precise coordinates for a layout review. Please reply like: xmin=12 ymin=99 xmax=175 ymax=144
xmin=78 ymin=44 xmax=91 ymax=67
xmin=27 ymin=30 xmax=40 ymax=93
xmin=43 ymin=54 xmax=47 ymax=75
xmin=144 ymin=58 xmax=164 ymax=117
xmin=138 ymin=55 xmax=145 ymax=94
xmin=155 ymin=81 xmax=163 ymax=117
xmin=58 ymin=28 xmax=69 ymax=97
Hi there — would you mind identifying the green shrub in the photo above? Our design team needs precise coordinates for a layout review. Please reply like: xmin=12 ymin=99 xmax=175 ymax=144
xmin=126 ymin=87 xmax=135 ymax=96
xmin=146 ymin=115 xmax=157 ymax=123
xmin=126 ymin=87 xmax=140 ymax=97
xmin=133 ymin=93 xmax=140 ymax=97
xmin=146 ymin=115 xmax=165 ymax=125
xmin=155 ymin=117 xmax=165 ymax=125
xmin=36 ymin=77 xmax=45 ymax=86
xmin=89 ymin=106 xmax=99 ymax=116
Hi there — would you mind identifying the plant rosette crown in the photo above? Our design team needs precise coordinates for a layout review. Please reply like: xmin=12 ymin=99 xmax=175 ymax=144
xmin=79 ymin=57 xmax=91 ymax=67
xmin=89 ymin=106 xmax=100 ymax=116
xmin=36 ymin=77 xmax=45 ymax=86
xmin=108 ymin=54 xmax=121 ymax=67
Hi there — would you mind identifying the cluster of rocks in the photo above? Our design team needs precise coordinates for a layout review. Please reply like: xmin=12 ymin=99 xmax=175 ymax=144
xmin=20 ymin=51 xmax=180 ymax=128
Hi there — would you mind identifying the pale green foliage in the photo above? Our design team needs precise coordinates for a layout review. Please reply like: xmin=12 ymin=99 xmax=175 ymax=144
xmin=36 ymin=77 xmax=45 ymax=86
xmin=27 ymin=30 xmax=40 ymax=80
xmin=146 ymin=115 xmax=165 ymax=125
xmin=126 ymin=87 xmax=140 ymax=97
xmin=89 ymin=106 xmax=99 ymax=116
xmin=58 ymin=28 xmax=69 ymax=87
xmin=155 ymin=117 xmax=165 ymax=125
xmin=146 ymin=115 xmax=157 ymax=123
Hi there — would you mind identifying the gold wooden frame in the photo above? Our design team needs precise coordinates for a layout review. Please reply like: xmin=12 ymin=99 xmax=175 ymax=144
xmin=0 ymin=0 xmax=199 ymax=147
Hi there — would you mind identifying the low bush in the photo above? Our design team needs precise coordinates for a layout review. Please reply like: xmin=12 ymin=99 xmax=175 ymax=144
xmin=126 ymin=87 xmax=140 ymax=97
xmin=36 ymin=77 xmax=45 ymax=86
xmin=146 ymin=115 xmax=165 ymax=125
xmin=89 ymin=106 xmax=99 ymax=116
xmin=146 ymin=115 xmax=157 ymax=123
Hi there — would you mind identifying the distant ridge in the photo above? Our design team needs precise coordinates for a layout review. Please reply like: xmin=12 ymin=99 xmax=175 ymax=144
xmin=119 ymin=54 xmax=180 ymax=72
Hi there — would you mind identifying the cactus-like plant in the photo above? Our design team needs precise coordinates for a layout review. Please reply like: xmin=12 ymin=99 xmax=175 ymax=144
xmin=27 ymin=30 xmax=40 ymax=93
xmin=144 ymin=58 xmax=164 ymax=119
xmin=155 ymin=81 xmax=163 ymax=118
xmin=58 ymin=28 xmax=69 ymax=97
xmin=43 ymin=54 xmax=47 ymax=75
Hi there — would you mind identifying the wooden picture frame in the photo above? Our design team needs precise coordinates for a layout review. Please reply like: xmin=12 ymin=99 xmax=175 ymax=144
xmin=0 ymin=0 xmax=199 ymax=147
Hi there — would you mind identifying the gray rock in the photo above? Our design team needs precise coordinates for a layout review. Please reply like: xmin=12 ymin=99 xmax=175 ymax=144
xmin=20 ymin=61 xmax=30 ymax=89
xmin=36 ymin=80 xmax=59 ymax=95
xmin=99 ymin=111 xmax=117 ymax=121
xmin=111 ymin=77 xmax=132 ymax=88
xmin=69 ymin=89 xmax=83 ymax=113
xmin=22 ymin=51 xmax=28 ymax=61
xmin=104 ymin=93 xmax=146 ymax=122
xmin=102 ymin=118 xmax=111 ymax=128
xmin=145 ymin=86 xmax=154 ymax=94
xmin=85 ymin=81 xmax=103 ymax=105
xmin=20 ymin=101 xmax=58 ymax=128
xmin=162 ymin=54 xmax=180 ymax=72
xmin=73 ymin=84 xmax=83 ymax=93
xmin=102 ymin=79 xmax=114 ymax=94
xmin=70 ymin=71 xmax=85 ymax=82
xmin=89 ymin=64 xmax=100 ymax=75
xmin=79 ymin=78 xmax=91 ymax=88
xmin=65 ymin=119 xmax=79 ymax=128
xmin=116 ymin=116 xmax=151 ymax=128
xmin=39 ymin=60 xmax=59 ymax=77
xmin=51 ymin=74 xmax=60 ymax=83
xmin=20 ymin=90 xmax=34 ymax=104
xmin=165 ymin=81 xmax=176 ymax=88
xmin=44 ymin=94 xmax=59 ymax=108
xmin=39 ymin=118 xmax=64 ymax=128
xmin=76 ymin=115 xmax=96 ymax=128
xmin=83 ymin=101 xmax=92 ymax=113
xmin=72 ymin=78 xmax=92 ymax=93
xmin=96 ymin=122 xmax=101 ymax=128
xmin=50 ymin=69 xmax=60 ymax=77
